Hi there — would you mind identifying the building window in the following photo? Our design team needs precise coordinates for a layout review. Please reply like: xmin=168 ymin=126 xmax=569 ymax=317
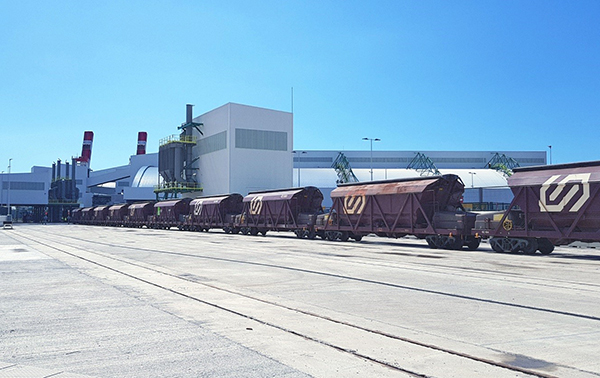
xmin=2 ymin=181 xmax=45 ymax=191
xmin=235 ymin=128 xmax=287 ymax=151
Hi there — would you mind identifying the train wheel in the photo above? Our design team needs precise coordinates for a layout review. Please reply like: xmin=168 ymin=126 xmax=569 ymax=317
xmin=295 ymin=230 xmax=304 ymax=238
xmin=489 ymin=238 xmax=505 ymax=253
xmin=352 ymin=235 xmax=363 ymax=242
xmin=523 ymin=238 xmax=539 ymax=254
xmin=339 ymin=231 xmax=350 ymax=242
xmin=250 ymin=228 xmax=259 ymax=236
xmin=465 ymin=237 xmax=481 ymax=251
xmin=537 ymin=238 xmax=554 ymax=255
xmin=307 ymin=230 xmax=317 ymax=240
xmin=260 ymin=230 xmax=268 ymax=236
xmin=425 ymin=235 xmax=438 ymax=249
xmin=449 ymin=237 xmax=463 ymax=250
xmin=223 ymin=226 xmax=231 ymax=234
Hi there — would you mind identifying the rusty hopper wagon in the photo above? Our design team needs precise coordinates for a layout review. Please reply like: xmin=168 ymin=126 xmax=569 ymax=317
xmin=126 ymin=202 xmax=155 ymax=228
xmin=478 ymin=161 xmax=600 ymax=254
xmin=80 ymin=207 xmax=96 ymax=225
xmin=184 ymin=194 xmax=244 ymax=232
xmin=318 ymin=174 xmax=479 ymax=249
xmin=107 ymin=203 xmax=130 ymax=226
xmin=151 ymin=198 xmax=192 ymax=229
xmin=238 ymin=186 xmax=324 ymax=236
xmin=92 ymin=206 xmax=110 ymax=225
xmin=71 ymin=208 xmax=82 ymax=223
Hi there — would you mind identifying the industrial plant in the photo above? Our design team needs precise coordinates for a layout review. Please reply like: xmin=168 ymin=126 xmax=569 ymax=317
xmin=0 ymin=102 xmax=545 ymax=223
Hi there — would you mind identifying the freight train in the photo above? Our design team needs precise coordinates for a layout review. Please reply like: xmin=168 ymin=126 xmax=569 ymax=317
xmin=71 ymin=161 xmax=600 ymax=255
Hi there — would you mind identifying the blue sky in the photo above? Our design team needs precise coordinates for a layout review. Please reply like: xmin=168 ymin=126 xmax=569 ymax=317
xmin=1 ymin=0 xmax=599 ymax=172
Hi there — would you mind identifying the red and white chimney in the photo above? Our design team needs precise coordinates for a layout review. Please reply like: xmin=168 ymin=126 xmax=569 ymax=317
xmin=137 ymin=132 xmax=147 ymax=155
xmin=76 ymin=131 xmax=94 ymax=164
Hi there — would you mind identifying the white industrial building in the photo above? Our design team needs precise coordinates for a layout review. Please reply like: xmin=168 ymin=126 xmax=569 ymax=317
xmin=192 ymin=103 xmax=293 ymax=196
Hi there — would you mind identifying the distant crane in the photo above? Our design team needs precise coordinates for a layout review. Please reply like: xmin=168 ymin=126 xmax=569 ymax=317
xmin=407 ymin=152 xmax=441 ymax=176
xmin=332 ymin=152 xmax=359 ymax=184
xmin=486 ymin=153 xmax=520 ymax=177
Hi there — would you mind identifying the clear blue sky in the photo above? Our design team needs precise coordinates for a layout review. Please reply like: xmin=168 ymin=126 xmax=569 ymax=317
xmin=1 ymin=0 xmax=599 ymax=173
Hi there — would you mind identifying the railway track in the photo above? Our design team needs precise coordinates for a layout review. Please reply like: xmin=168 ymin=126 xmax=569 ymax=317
xmin=8 ymin=226 xmax=600 ymax=377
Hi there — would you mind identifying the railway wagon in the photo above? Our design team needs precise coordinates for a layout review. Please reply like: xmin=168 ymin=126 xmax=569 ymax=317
xmin=92 ymin=205 xmax=110 ymax=225
xmin=151 ymin=198 xmax=191 ymax=229
xmin=126 ymin=202 xmax=155 ymax=228
xmin=71 ymin=208 xmax=82 ymax=223
xmin=107 ymin=203 xmax=129 ymax=226
xmin=184 ymin=194 xmax=244 ymax=232
xmin=237 ymin=186 xmax=324 ymax=236
xmin=317 ymin=174 xmax=479 ymax=249
xmin=478 ymin=161 xmax=600 ymax=254
xmin=80 ymin=207 xmax=96 ymax=225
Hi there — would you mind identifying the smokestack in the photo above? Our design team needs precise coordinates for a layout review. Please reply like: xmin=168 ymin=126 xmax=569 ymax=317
xmin=65 ymin=161 xmax=70 ymax=179
xmin=57 ymin=159 xmax=62 ymax=179
xmin=52 ymin=162 xmax=56 ymax=182
xmin=137 ymin=132 xmax=147 ymax=155
xmin=186 ymin=104 xmax=193 ymax=124
xmin=79 ymin=131 xmax=94 ymax=164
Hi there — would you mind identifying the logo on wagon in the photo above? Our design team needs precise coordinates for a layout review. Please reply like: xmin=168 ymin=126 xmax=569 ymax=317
xmin=343 ymin=195 xmax=366 ymax=215
xmin=539 ymin=173 xmax=591 ymax=212
xmin=193 ymin=202 xmax=203 ymax=216
xmin=250 ymin=196 xmax=264 ymax=215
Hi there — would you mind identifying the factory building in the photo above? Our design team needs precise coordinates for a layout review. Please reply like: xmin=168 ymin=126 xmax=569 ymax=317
xmin=192 ymin=102 xmax=293 ymax=195
xmin=0 ymin=101 xmax=545 ymax=222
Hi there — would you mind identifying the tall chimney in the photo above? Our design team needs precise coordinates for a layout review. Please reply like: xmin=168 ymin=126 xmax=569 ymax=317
xmin=79 ymin=131 xmax=94 ymax=164
xmin=65 ymin=161 xmax=70 ymax=179
xmin=137 ymin=132 xmax=147 ymax=155
xmin=186 ymin=104 xmax=193 ymax=124
xmin=57 ymin=159 xmax=62 ymax=179
xmin=52 ymin=162 xmax=56 ymax=182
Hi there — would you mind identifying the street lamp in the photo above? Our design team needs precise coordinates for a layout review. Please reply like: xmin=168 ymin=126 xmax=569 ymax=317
xmin=362 ymin=137 xmax=380 ymax=181
xmin=548 ymin=145 xmax=552 ymax=165
xmin=468 ymin=171 xmax=476 ymax=188
xmin=7 ymin=158 xmax=12 ymax=221
xmin=292 ymin=151 xmax=306 ymax=187
xmin=0 ymin=171 xmax=4 ymax=208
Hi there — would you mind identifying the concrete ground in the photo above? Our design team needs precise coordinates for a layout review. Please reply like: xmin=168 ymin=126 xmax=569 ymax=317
xmin=2 ymin=224 xmax=600 ymax=377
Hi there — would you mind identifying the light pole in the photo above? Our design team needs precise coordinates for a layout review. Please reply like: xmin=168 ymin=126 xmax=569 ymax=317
xmin=0 ymin=171 xmax=4 ymax=208
xmin=292 ymin=151 xmax=306 ymax=187
xmin=362 ymin=137 xmax=380 ymax=181
xmin=468 ymin=171 xmax=476 ymax=188
xmin=548 ymin=145 xmax=552 ymax=165
xmin=7 ymin=159 xmax=12 ymax=220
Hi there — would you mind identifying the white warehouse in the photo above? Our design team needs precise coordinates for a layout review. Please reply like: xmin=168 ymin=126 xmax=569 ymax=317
xmin=191 ymin=103 xmax=293 ymax=196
